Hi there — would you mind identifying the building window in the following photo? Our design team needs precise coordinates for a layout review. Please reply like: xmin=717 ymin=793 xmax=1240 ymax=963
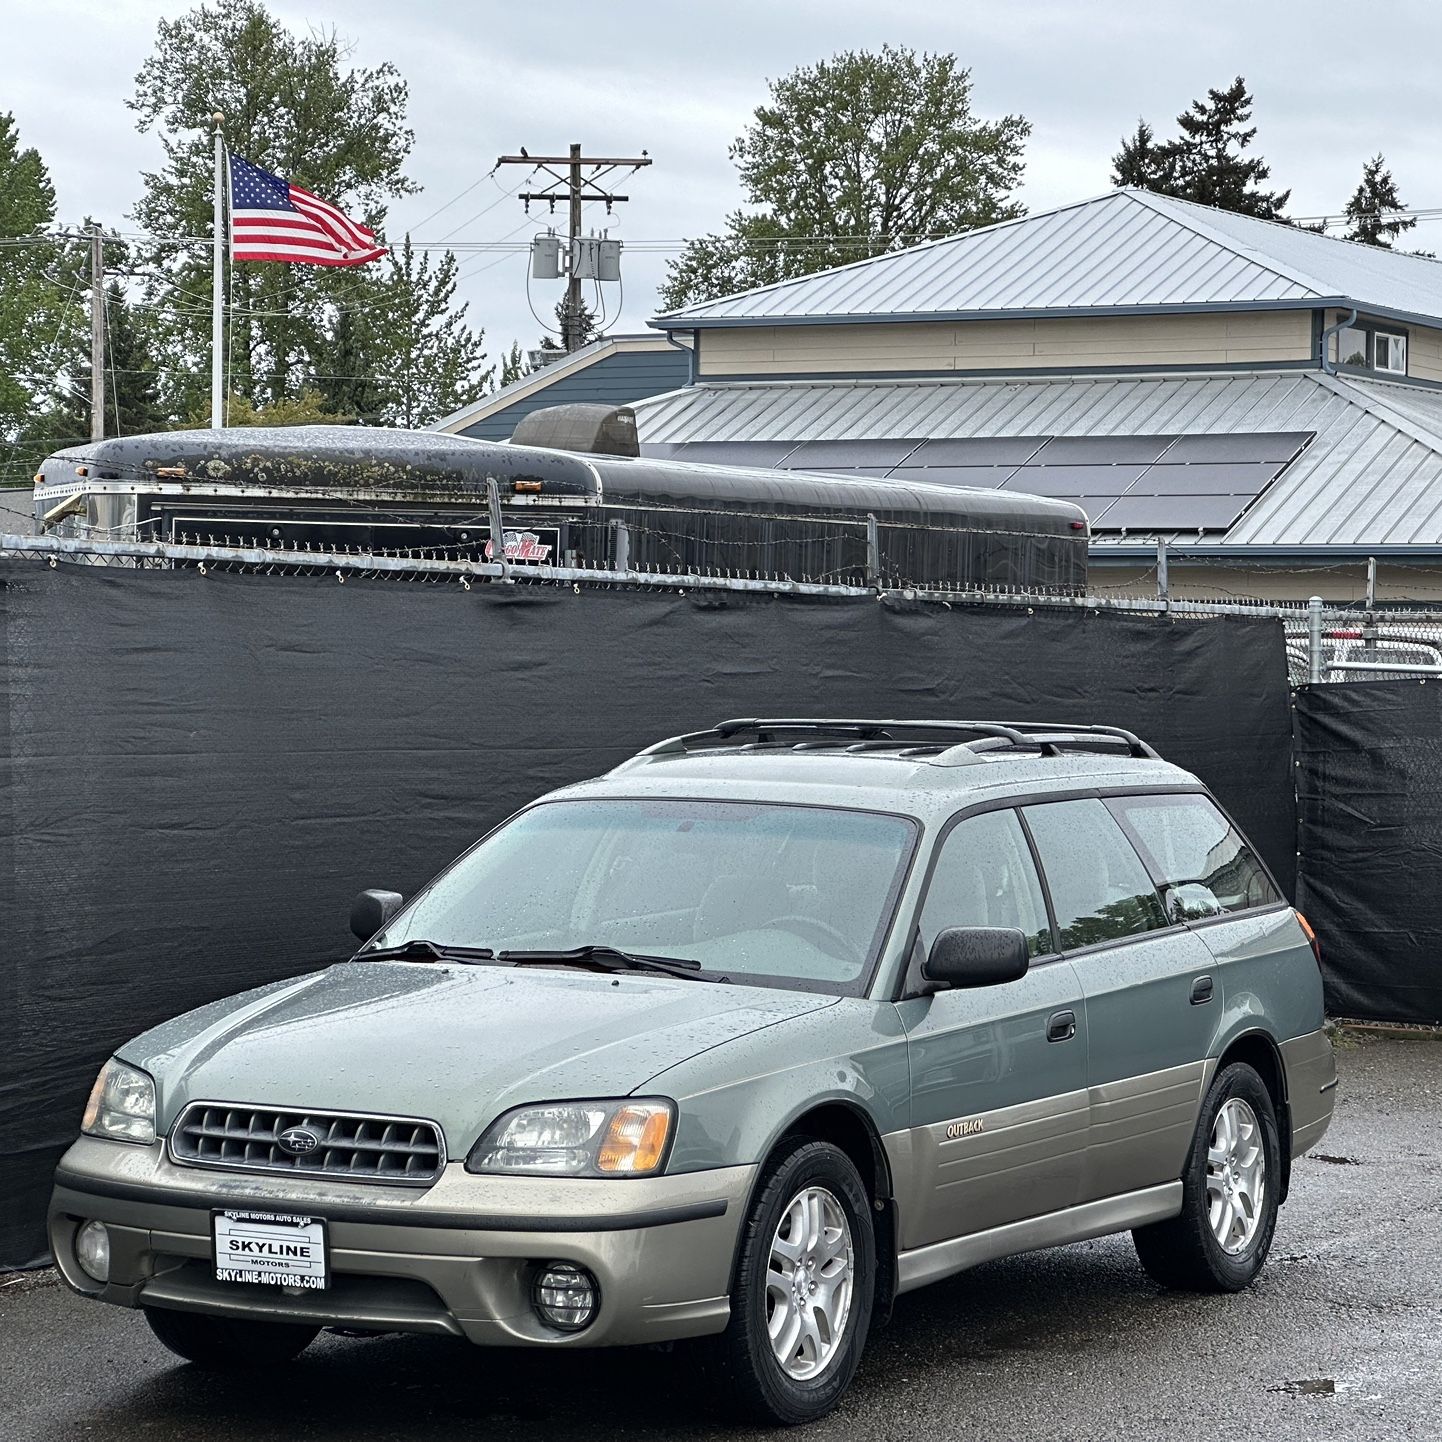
xmin=1330 ymin=317 xmax=1409 ymax=377
xmin=1374 ymin=331 xmax=1408 ymax=374
xmin=1335 ymin=326 xmax=1370 ymax=368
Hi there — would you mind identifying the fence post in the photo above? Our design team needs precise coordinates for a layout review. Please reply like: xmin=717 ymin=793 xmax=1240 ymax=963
xmin=485 ymin=476 xmax=510 ymax=581
xmin=1156 ymin=538 xmax=1169 ymax=605
xmin=865 ymin=513 xmax=880 ymax=589
xmin=1365 ymin=555 xmax=1377 ymax=610
xmin=1308 ymin=594 xmax=1324 ymax=684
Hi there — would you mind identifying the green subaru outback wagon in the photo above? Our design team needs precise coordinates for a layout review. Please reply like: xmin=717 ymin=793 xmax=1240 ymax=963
xmin=51 ymin=718 xmax=1335 ymax=1425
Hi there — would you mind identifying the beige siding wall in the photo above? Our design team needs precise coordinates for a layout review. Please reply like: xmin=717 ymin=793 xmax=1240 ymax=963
xmin=696 ymin=310 xmax=1314 ymax=377
xmin=1406 ymin=322 xmax=1442 ymax=383
xmin=1094 ymin=562 xmax=1442 ymax=605
xmin=1322 ymin=307 xmax=1442 ymax=383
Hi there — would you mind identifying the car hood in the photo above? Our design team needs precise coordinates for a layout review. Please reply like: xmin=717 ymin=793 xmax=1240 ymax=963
xmin=120 ymin=961 xmax=838 ymax=1157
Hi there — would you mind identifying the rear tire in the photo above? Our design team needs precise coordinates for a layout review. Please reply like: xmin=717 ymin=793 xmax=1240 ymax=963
xmin=144 ymin=1307 xmax=319 ymax=1368
xmin=1133 ymin=1060 xmax=1281 ymax=1292
xmin=710 ymin=1138 xmax=875 ymax=1426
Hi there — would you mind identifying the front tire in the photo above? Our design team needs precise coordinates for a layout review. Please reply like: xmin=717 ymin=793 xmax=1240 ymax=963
xmin=144 ymin=1307 xmax=320 ymax=1368
xmin=1133 ymin=1061 xmax=1281 ymax=1292
xmin=712 ymin=1138 xmax=875 ymax=1426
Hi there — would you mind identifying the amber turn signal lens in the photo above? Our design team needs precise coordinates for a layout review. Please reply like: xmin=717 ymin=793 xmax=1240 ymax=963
xmin=1295 ymin=909 xmax=1321 ymax=963
xmin=513 ymin=479 xmax=543 ymax=494
xmin=596 ymin=1103 xmax=671 ymax=1174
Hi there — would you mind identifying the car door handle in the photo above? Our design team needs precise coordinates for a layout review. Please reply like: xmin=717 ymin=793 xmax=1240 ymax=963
xmin=1046 ymin=1010 xmax=1077 ymax=1043
xmin=1190 ymin=975 xmax=1214 ymax=1005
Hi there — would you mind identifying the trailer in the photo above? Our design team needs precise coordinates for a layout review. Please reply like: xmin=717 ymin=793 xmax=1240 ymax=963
xmin=29 ymin=422 xmax=1088 ymax=592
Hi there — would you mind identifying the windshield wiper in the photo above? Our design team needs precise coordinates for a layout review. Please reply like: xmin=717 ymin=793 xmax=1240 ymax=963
xmin=357 ymin=938 xmax=496 ymax=964
xmin=497 ymin=944 xmax=721 ymax=982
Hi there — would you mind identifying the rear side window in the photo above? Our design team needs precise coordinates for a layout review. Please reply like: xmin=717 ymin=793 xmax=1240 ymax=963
xmin=1108 ymin=793 xmax=1280 ymax=921
xmin=920 ymin=809 xmax=1053 ymax=958
xmin=1023 ymin=798 xmax=1167 ymax=951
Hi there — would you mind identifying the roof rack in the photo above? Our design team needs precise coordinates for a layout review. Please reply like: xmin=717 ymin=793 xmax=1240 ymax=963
xmin=625 ymin=717 xmax=1161 ymax=767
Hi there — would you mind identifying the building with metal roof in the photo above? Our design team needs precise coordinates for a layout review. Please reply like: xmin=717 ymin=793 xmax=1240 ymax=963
xmin=432 ymin=333 xmax=690 ymax=441
xmin=637 ymin=190 xmax=1442 ymax=602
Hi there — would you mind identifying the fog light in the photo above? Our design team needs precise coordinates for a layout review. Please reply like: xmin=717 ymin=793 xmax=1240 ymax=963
xmin=532 ymin=1262 xmax=598 ymax=1332
xmin=75 ymin=1220 xmax=110 ymax=1283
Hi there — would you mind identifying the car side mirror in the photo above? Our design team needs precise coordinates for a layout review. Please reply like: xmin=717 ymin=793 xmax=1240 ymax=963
xmin=922 ymin=926 xmax=1030 ymax=990
xmin=350 ymin=888 xmax=403 ymax=942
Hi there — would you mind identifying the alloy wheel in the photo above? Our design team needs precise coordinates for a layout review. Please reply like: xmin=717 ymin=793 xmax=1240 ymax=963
xmin=765 ymin=1185 xmax=855 ymax=1380
xmin=1206 ymin=1096 xmax=1266 ymax=1255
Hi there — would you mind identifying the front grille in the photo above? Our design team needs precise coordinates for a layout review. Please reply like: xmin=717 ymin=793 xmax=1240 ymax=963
xmin=169 ymin=1103 xmax=445 ymax=1185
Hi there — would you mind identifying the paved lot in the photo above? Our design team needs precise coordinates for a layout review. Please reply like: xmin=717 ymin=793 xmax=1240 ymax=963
xmin=3 ymin=1032 xmax=1440 ymax=1441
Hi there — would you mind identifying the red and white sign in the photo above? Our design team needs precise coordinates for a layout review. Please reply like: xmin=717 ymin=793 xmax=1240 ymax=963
xmin=484 ymin=530 xmax=554 ymax=563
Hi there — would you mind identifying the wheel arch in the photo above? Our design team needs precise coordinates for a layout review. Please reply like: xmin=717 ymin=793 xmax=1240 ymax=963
xmin=739 ymin=1098 xmax=899 ymax=1326
xmin=1214 ymin=1028 xmax=1292 ymax=1202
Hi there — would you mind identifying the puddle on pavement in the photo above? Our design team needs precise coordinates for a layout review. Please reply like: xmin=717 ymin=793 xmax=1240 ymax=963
xmin=1269 ymin=1378 xmax=1340 ymax=1397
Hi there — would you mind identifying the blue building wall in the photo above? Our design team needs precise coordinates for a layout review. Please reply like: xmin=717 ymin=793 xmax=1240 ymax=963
xmin=458 ymin=348 xmax=691 ymax=441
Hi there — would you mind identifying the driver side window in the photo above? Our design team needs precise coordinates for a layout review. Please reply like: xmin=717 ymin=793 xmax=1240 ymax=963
xmin=919 ymin=809 xmax=1053 ymax=959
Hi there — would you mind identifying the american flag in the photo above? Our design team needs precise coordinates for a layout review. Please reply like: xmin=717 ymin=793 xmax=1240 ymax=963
xmin=228 ymin=154 xmax=386 ymax=266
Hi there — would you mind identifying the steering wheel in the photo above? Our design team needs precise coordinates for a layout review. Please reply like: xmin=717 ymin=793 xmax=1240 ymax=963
xmin=770 ymin=914 xmax=855 ymax=964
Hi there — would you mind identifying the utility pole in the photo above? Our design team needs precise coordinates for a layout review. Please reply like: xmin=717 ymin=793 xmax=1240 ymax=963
xmin=89 ymin=222 xmax=105 ymax=442
xmin=494 ymin=144 xmax=651 ymax=351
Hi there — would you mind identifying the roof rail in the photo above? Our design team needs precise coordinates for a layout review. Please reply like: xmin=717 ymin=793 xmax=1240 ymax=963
xmin=624 ymin=717 xmax=1161 ymax=766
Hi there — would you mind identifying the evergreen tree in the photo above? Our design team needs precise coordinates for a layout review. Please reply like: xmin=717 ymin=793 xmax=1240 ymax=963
xmin=0 ymin=113 xmax=87 ymax=481
xmin=1109 ymin=77 xmax=1289 ymax=220
xmin=43 ymin=279 xmax=167 ymax=444
xmin=499 ymin=341 xmax=527 ymax=387
xmin=314 ymin=308 xmax=388 ymax=422
xmin=1343 ymin=155 xmax=1416 ymax=248
xmin=540 ymin=296 xmax=600 ymax=354
xmin=1111 ymin=120 xmax=1176 ymax=192
xmin=349 ymin=236 xmax=490 ymax=429
xmin=660 ymin=47 xmax=1029 ymax=310
xmin=126 ymin=0 xmax=416 ymax=417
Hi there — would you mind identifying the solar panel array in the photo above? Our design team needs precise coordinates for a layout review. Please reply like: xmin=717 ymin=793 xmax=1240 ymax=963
xmin=643 ymin=432 xmax=1314 ymax=533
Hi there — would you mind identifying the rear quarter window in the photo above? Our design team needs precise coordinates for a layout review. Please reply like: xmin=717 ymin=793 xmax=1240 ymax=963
xmin=1107 ymin=793 xmax=1279 ymax=921
xmin=1022 ymin=798 xmax=1167 ymax=951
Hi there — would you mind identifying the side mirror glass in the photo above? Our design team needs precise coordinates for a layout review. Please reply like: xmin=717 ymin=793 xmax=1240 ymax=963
xmin=922 ymin=926 xmax=1030 ymax=990
xmin=350 ymin=888 xmax=403 ymax=942
xmin=1164 ymin=881 xmax=1223 ymax=923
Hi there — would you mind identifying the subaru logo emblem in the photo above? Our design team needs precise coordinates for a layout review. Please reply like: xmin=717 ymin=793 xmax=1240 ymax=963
xmin=277 ymin=1126 xmax=320 ymax=1156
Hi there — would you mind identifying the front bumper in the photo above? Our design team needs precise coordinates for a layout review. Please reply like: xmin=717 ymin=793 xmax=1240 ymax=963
xmin=49 ymin=1137 xmax=752 ymax=1347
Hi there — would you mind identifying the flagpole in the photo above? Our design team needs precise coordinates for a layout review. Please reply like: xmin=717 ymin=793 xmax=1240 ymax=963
xmin=210 ymin=113 xmax=225 ymax=429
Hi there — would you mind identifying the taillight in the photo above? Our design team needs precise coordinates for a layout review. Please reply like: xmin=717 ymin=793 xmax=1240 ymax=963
xmin=1294 ymin=909 xmax=1321 ymax=964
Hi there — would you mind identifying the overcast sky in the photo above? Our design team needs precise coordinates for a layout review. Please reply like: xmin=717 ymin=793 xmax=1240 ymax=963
xmin=7 ymin=0 xmax=1442 ymax=376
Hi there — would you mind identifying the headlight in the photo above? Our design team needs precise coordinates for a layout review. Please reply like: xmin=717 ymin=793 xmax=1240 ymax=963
xmin=466 ymin=1099 xmax=673 ymax=1177
xmin=81 ymin=1059 xmax=156 ymax=1145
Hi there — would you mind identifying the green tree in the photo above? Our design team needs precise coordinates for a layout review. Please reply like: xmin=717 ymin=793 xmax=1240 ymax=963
xmin=189 ymin=387 xmax=350 ymax=426
xmin=42 ymin=278 xmax=168 ymax=445
xmin=1343 ymin=155 xmax=1416 ymax=249
xmin=659 ymin=46 xmax=1030 ymax=311
xmin=499 ymin=340 xmax=528 ymax=388
xmin=127 ymin=0 xmax=417 ymax=417
xmin=1111 ymin=119 xmax=1177 ymax=192
xmin=347 ymin=236 xmax=489 ymax=429
xmin=539 ymin=296 xmax=599 ymax=354
xmin=0 ymin=114 xmax=87 ymax=481
xmin=1111 ymin=77 xmax=1289 ymax=220
xmin=314 ymin=307 xmax=388 ymax=422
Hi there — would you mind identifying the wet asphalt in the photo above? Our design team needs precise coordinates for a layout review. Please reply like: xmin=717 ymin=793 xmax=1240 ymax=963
xmin=2 ymin=1031 xmax=1439 ymax=1442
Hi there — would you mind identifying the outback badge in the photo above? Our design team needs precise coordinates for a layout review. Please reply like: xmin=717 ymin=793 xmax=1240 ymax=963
xmin=945 ymin=1117 xmax=985 ymax=1140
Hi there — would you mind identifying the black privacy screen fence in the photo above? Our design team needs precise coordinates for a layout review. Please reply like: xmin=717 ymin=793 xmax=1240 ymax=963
xmin=0 ymin=563 xmax=1294 ymax=1265
xmin=1295 ymin=679 xmax=1442 ymax=1025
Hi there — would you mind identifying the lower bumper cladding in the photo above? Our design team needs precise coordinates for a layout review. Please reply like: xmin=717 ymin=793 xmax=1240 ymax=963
xmin=49 ymin=1138 xmax=751 ymax=1347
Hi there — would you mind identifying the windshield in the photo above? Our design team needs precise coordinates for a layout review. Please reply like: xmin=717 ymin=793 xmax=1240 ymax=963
xmin=365 ymin=798 xmax=918 ymax=994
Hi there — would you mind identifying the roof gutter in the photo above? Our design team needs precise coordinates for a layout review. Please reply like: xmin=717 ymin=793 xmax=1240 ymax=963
xmin=1090 ymin=542 xmax=1442 ymax=563
xmin=1319 ymin=307 xmax=1358 ymax=375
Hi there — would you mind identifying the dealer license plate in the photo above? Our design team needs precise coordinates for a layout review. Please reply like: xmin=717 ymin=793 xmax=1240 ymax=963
xmin=212 ymin=1210 xmax=329 ymax=1289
